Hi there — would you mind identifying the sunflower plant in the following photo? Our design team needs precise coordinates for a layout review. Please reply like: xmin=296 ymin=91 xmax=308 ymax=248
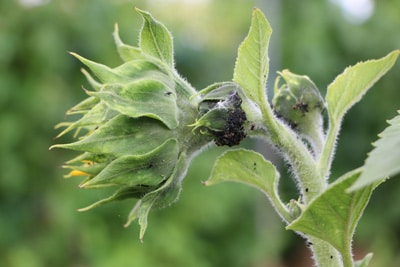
xmin=51 ymin=7 xmax=400 ymax=267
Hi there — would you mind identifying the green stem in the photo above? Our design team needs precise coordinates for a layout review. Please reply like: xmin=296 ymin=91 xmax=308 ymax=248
xmin=309 ymin=237 xmax=343 ymax=267
xmin=342 ymin=240 xmax=354 ymax=267
xmin=258 ymin=102 xmax=345 ymax=266
xmin=260 ymin=105 xmax=326 ymax=203
xmin=268 ymin=190 xmax=293 ymax=223
xmin=318 ymin=119 xmax=340 ymax=180
xmin=255 ymin=97 xmax=345 ymax=266
xmin=301 ymin=112 xmax=326 ymax=159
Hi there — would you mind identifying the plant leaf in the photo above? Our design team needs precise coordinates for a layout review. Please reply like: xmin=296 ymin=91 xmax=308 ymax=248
xmin=349 ymin=111 xmax=400 ymax=191
xmin=89 ymin=80 xmax=178 ymax=129
xmin=326 ymin=50 xmax=399 ymax=126
xmin=70 ymin=52 xmax=125 ymax=83
xmin=56 ymin=102 xmax=118 ymax=138
xmin=77 ymin=185 xmax=156 ymax=212
xmin=233 ymin=8 xmax=272 ymax=108
xmin=65 ymin=96 xmax=99 ymax=115
xmin=51 ymin=115 xmax=173 ymax=156
xmin=204 ymin=149 xmax=292 ymax=222
xmin=113 ymin=23 xmax=144 ymax=62
xmin=71 ymin=52 xmax=171 ymax=85
xmin=136 ymin=8 xmax=174 ymax=67
xmin=125 ymin=152 xmax=188 ymax=240
xmin=80 ymin=139 xmax=179 ymax=188
xmin=205 ymin=149 xmax=277 ymax=193
xmin=286 ymin=168 xmax=375 ymax=259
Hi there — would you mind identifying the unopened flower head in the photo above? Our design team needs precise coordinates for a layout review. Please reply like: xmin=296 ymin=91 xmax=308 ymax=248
xmin=51 ymin=9 xmax=248 ymax=240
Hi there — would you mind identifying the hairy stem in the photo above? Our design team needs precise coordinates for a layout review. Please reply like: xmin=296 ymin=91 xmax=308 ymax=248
xmin=309 ymin=237 xmax=343 ymax=267
xmin=318 ymin=119 xmax=340 ymax=180
xmin=261 ymin=106 xmax=327 ymax=203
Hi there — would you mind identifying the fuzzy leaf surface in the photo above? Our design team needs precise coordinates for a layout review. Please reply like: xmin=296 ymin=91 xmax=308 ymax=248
xmin=233 ymin=8 xmax=271 ymax=108
xmin=136 ymin=8 xmax=174 ymax=66
xmin=205 ymin=149 xmax=278 ymax=193
xmin=71 ymin=53 xmax=171 ymax=84
xmin=89 ymin=80 xmax=178 ymax=129
xmin=286 ymin=169 xmax=375 ymax=258
xmin=125 ymin=153 xmax=187 ymax=240
xmin=51 ymin=115 xmax=173 ymax=156
xmin=350 ymin=111 xmax=400 ymax=191
xmin=326 ymin=50 xmax=399 ymax=126
xmin=81 ymin=139 xmax=179 ymax=188
xmin=204 ymin=149 xmax=293 ymax=221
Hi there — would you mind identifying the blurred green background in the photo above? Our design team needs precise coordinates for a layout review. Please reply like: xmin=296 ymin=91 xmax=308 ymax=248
xmin=1 ymin=0 xmax=400 ymax=266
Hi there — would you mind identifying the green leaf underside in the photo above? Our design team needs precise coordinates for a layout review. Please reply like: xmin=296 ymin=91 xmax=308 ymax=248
xmin=286 ymin=168 xmax=375 ymax=257
xmin=134 ymin=181 xmax=181 ymax=241
xmin=81 ymin=139 xmax=179 ymax=188
xmin=88 ymin=80 xmax=178 ymax=129
xmin=326 ymin=50 xmax=399 ymax=125
xmin=125 ymin=152 xmax=188 ymax=240
xmin=350 ymin=111 xmax=400 ymax=191
xmin=205 ymin=149 xmax=279 ymax=201
xmin=136 ymin=8 xmax=174 ymax=67
xmin=233 ymin=8 xmax=271 ymax=107
xmin=52 ymin=115 xmax=173 ymax=157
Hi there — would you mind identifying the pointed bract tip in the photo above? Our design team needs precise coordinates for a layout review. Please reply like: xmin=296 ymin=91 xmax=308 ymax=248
xmin=78 ymin=182 xmax=88 ymax=188
xmin=252 ymin=7 xmax=261 ymax=13
xmin=202 ymin=180 xmax=211 ymax=186
xmin=49 ymin=144 xmax=60 ymax=150
xmin=77 ymin=207 xmax=89 ymax=212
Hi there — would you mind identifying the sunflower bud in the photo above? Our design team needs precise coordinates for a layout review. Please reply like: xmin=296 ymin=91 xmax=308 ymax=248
xmin=51 ymin=9 xmax=248 ymax=239
xmin=272 ymin=70 xmax=325 ymax=155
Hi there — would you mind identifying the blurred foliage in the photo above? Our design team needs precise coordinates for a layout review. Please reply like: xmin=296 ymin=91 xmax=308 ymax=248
xmin=1 ymin=0 xmax=399 ymax=266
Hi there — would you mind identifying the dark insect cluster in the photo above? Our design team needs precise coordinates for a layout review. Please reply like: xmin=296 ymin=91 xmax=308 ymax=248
xmin=213 ymin=92 xmax=247 ymax=147
xmin=293 ymin=101 xmax=309 ymax=115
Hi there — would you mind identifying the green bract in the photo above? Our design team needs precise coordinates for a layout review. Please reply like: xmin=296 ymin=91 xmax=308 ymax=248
xmin=51 ymin=8 xmax=248 ymax=240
